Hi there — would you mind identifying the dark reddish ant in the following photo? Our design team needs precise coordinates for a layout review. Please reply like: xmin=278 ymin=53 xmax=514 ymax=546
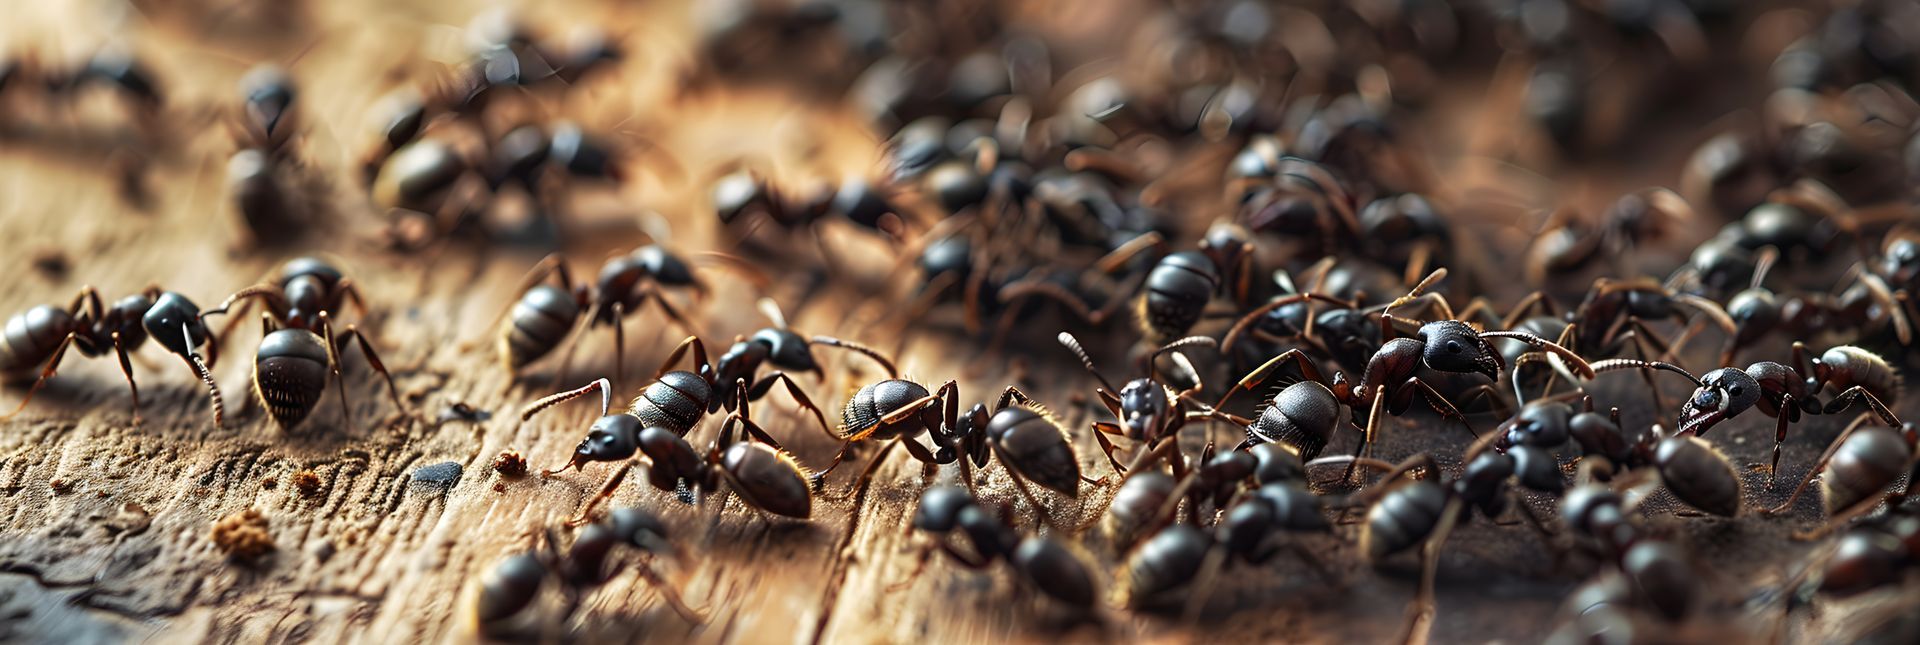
xmin=519 ymin=370 xmax=818 ymax=524
xmin=1212 ymin=269 xmax=1593 ymax=477
xmin=475 ymin=507 xmax=701 ymax=637
xmin=1056 ymin=332 xmax=1214 ymax=474
xmin=3 ymin=288 xmax=224 ymax=426
xmin=894 ymin=486 xmax=1098 ymax=611
xmin=197 ymin=257 xmax=406 ymax=429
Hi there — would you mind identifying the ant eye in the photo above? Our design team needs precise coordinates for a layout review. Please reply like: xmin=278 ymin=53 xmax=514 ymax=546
xmin=1730 ymin=386 xmax=1743 ymax=396
xmin=1446 ymin=340 xmax=1462 ymax=353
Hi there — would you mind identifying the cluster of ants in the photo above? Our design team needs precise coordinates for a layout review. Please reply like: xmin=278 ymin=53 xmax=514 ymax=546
xmin=10 ymin=0 xmax=1920 ymax=642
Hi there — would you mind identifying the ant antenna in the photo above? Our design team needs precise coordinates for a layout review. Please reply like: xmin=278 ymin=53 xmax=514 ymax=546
xmin=1056 ymin=332 xmax=1115 ymax=392
xmin=521 ymin=378 xmax=612 ymax=422
xmin=1147 ymin=336 xmax=1216 ymax=384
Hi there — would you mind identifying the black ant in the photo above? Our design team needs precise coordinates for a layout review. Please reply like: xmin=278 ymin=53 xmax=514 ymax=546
xmin=1056 ymin=332 xmax=1214 ymax=475
xmin=198 ymin=257 xmax=407 ymax=429
xmin=1595 ymin=342 xmax=1901 ymax=483
xmin=824 ymin=364 xmax=1090 ymax=527
xmin=1719 ymin=247 xmax=1911 ymax=364
xmin=519 ymin=371 xmax=817 ymax=525
xmin=475 ymin=507 xmax=701 ymax=638
xmin=1764 ymin=417 xmax=1918 ymax=539
xmin=1212 ymin=269 xmax=1593 ymax=478
xmin=493 ymin=249 xmax=715 ymax=388
xmin=893 ymin=486 xmax=1098 ymax=611
xmin=1555 ymin=485 xmax=1705 ymax=630
xmin=3 ymin=287 xmax=224 ymax=426
xmin=1354 ymin=450 xmax=1571 ymax=643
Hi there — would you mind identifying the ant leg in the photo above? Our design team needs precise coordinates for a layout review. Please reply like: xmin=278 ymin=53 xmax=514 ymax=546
xmin=319 ymin=313 xmax=354 ymax=428
xmin=109 ymin=331 xmax=140 ymax=426
xmin=1123 ymin=435 xmax=1183 ymax=475
xmin=1767 ymin=397 xmax=1797 ymax=487
xmin=610 ymin=301 xmax=626 ymax=391
xmin=998 ymin=453 xmax=1060 ymax=532
xmin=746 ymin=372 xmax=834 ymax=440
xmin=1790 ymin=342 xmax=1815 ymax=384
xmin=1219 ymin=292 xmax=1356 ymax=355
xmin=1498 ymin=291 xmax=1556 ymax=331
xmin=336 ymin=279 xmax=371 ymax=320
xmin=1403 ymin=378 xmax=1476 ymax=438
xmin=337 ymin=322 xmax=409 ymax=417
xmin=725 ymin=413 xmax=791 ymax=453
xmin=1399 ymin=497 xmax=1465 ymax=645
xmin=839 ymin=438 xmax=901 ymax=499
xmin=994 ymin=279 xmax=1104 ymax=325
xmin=887 ymin=539 xmax=936 ymax=592
xmin=1181 ymin=548 xmax=1229 ymax=625
xmin=565 ymin=461 xmax=634 ymax=527
xmin=995 ymin=385 xmax=1032 ymax=410
xmin=810 ymin=336 xmax=899 ymax=379
xmin=633 ymin=557 xmax=706 ymax=624
xmin=1621 ymin=324 xmax=1667 ymax=413
xmin=639 ymin=288 xmax=700 ymax=340
xmin=2 ymin=332 xmax=77 ymax=420
xmin=1095 ymin=388 xmax=1125 ymax=420
xmin=1823 ymin=386 xmax=1903 ymax=425
xmin=1213 ymin=349 xmax=1324 ymax=411
xmin=1091 ymin=422 xmax=1129 ymax=476
xmin=1766 ymin=413 xmax=1874 ymax=515
xmin=1343 ymin=390 xmax=1389 ymax=484
xmin=654 ymin=336 xmax=709 ymax=380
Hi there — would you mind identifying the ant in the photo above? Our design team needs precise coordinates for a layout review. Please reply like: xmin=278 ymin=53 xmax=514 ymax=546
xmin=493 ymin=249 xmax=714 ymax=388
xmin=894 ymin=486 xmax=1098 ymax=611
xmin=475 ymin=507 xmax=701 ymax=638
xmin=1523 ymin=188 xmax=1690 ymax=286
xmin=3 ymin=287 xmax=224 ymax=426
xmin=226 ymin=65 xmax=326 ymax=246
xmin=198 ymin=257 xmax=407 ymax=429
xmin=1764 ymin=417 xmax=1917 ymax=538
xmin=1555 ymin=485 xmax=1705 ymax=629
xmin=520 ymin=372 xmax=817 ymax=524
xmin=1118 ymin=475 xmax=1333 ymax=616
xmin=1212 ymin=269 xmax=1593 ymax=478
xmin=1056 ymin=332 xmax=1215 ymax=474
xmin=824 ymin=363 xmax=1090 ymax=527
xmin=1718 ymin=247 xmax=1911 ymax=364
xmin=1597 ymin=342 xmax=1901 ymax=483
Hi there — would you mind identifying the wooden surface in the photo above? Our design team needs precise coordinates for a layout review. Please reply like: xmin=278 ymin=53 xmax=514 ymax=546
xmin=2 ymin=1 xmax=1918 ymax=643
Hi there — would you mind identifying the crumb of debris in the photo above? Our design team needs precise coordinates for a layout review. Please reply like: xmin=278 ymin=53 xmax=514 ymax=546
xmin=211 ymin=509 xmax=275 ymax=560
xmin=50 ymin=478 xmax=71 ymax=493
xmin=30 ymin=248 xmax=69 ymax=279
xmin=293 ymin=470 xmax=322 ymax=497
xmin=493 ymin=482 xmax=507 ymax=493
xmin=492 ymin=450 xmax=528 ymax=478
xmin=263 ymin=477 xmax=279 ymax=489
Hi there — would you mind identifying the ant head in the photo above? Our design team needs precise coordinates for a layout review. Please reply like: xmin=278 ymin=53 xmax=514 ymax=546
xmin=140 ymin=291 xmax=209 ymax=357
xmin=1678 ymin=368 xmax=1761 ymax=436
xmin=1417 ymin=320 xmax=1500 ymax=382
xmin=575 ymin=415 xmax=641 ymax=463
